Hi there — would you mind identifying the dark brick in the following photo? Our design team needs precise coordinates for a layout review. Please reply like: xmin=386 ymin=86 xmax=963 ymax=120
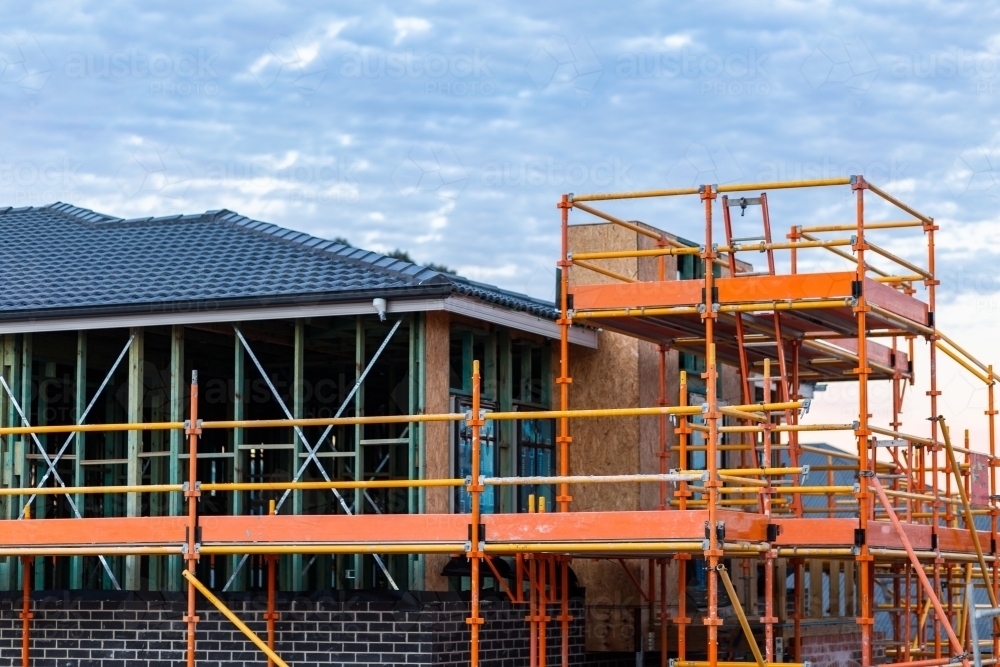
xmin=0 ymin=593 xmax=612 ymax=666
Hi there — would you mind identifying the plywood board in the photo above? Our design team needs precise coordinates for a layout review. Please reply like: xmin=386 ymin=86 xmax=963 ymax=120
xmin=566 ymin=331 xmax=639 ymax=512
xmin=829 ymin=560 xmax=841 ymax=617
xmin=423 ymin=310 xmax=451 ymax=591
xmin=810 ymin=559 xmax=823 ymax=618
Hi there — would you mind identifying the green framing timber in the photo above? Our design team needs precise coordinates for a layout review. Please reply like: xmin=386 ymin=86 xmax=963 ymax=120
xmin=167 ymin=325 xmax=184 ymax=591
xmin=70 ymin=331 xmax=85 ymax=589
xmin=125 ymin=327 xmax=143 ymax=590
xmin=352 ymin=315 xmax=364 ymax=590
xmin=290 ymin=318 xmax=306 ymax=591
xmin=230 ymin=324 xmax=245 ymax=591
xmin=407 ymin=314 xmax=421 ymax=588
xmin=0 ymin=309 xmax=557 ymax=595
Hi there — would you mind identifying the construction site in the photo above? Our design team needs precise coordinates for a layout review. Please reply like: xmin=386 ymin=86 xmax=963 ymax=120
xmin=0 ymin=174 xmax=996 ymax=667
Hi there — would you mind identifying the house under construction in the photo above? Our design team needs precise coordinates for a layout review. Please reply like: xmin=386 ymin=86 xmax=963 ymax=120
xmin=0 ymin=176 xmax=996 ymax=667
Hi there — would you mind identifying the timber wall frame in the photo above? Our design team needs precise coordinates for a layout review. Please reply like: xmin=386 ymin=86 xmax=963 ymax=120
xmin=0 ymin=316 xmax=427 ymax=594
xmin=0 ymin=176 xmax=998 ymax=667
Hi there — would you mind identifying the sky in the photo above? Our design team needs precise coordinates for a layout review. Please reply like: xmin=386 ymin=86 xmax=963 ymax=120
xmin=3 ymin=0 xmax=1000 ymax=448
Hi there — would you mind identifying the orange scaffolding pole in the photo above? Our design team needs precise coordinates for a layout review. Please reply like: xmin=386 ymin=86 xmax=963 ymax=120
xmin=702 ymin=184 xmax=723 ymax=667
xmin=558 ymin=192 xmax=573 ymax=667
xmin=184 ymin=371 xmax=201 ymax=667
xmin=468 ymin=360 xmax=484 ymax=667
xmin=19 ymin=523 xmax=32 ymax=667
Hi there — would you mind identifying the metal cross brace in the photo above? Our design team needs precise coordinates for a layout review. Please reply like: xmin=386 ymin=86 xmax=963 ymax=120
xmin=362 ymin=453 xmax=391 ymax=515
xmin=356 ymin=425 xmax=407 ymax=514
xmin=232 ymin=324 xmax=354 ymax=514
xmin=272 ymin=317 xmax=403 ymax=514
xmin=223 ymin=321 xmax=403 ymax=591
xmin=0 ymin=374 xmax=123 ymax=590
xmin=22 ymin=335 xmax=134 ymax=513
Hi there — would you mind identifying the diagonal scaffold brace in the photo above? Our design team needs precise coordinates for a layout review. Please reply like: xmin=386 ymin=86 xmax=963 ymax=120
xmin=869 ymin=474 xmax=970 ymax=667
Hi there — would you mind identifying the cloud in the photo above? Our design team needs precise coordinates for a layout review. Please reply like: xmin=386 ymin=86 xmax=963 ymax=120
xmin=393 ymin=17 xmax=431 ymax=44
xmin=663 ymin=33 xmax=694 ymax=49
xmin=0 ymin=1 xmax=998 ymax=311
xmin=250 ymin=34 xmax=327 ymax=93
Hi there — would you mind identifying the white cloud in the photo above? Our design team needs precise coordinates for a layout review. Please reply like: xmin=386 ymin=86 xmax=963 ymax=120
xmin=325 ymin=20 xmax=351 ymax=40
xmin=4 ymin=1 xmax=1000 ymax=310
xmin=663 ymin=33 xmax=693 ymax=49
xmin=392 ymin=17 xmax=431 ymax=44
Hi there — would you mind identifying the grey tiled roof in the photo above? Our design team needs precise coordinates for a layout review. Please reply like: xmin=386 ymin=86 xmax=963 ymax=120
xmin=0 ymin=203 xmax=558 ymax=321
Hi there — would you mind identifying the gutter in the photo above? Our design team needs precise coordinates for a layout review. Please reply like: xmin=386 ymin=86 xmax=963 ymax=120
xmin=0 ymin=294 xmax=598 ymax=348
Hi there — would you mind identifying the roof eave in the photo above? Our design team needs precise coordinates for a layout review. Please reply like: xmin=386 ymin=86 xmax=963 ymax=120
xmin=0 ymin=284 xmax=455 ymax=324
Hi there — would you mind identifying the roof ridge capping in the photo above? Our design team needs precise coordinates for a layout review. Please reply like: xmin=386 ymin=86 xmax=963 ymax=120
xmin=43 ymin=202 xmax=124 ymax=225
xmin=222 ymin=211 xmax=446 ymax=286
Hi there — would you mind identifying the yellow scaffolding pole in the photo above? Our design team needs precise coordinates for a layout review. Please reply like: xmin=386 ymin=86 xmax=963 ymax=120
xmin=0 ymin=402 xmax=803 ymax=437
xmin=571 ymin=259 xmax=637 ymax=283
xmin=571 ymin=187 xmax=700 ymax=202
xmin=571 ymin=247 xmax=700 ymax=260
xmin=182 ymin=570 xmax=289 ymax=667
xmin=718 ymin=564 xmax=766 ymax=667
xmin=716 ymin=177 xmax=852 ymax=192
xmin=937 ymin=341 xmax=990 ymax=383
xmin=868 ymin=182 xmax=933 ymax=224
xmin=799 ymin=221 xmax=923 ymax=233
xmin=717 ymin=238 xmax=853 ymax=253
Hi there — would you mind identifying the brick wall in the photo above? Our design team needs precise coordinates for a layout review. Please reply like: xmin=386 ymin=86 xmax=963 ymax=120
xmin=0 ymin=591 xmax=637 ymax=667
xmin=801 ymin=632 xmax=862 ymax=667
xmin=799 ymin=625 xmax=885 ymax=667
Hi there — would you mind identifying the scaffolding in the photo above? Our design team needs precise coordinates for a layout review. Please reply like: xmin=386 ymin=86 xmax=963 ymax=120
xmin=0 ymin=175 xmax=997 ymax=667
xmin=560 ymin=175 xmax=999 ymax=667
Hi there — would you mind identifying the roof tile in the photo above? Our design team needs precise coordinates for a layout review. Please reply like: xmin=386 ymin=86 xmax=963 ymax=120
xmin=0 ymin=202 xmax=558 ymax=321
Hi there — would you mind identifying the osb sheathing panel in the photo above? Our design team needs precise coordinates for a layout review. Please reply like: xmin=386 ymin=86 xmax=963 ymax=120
xmin=566 ymin=221 xmax=743 ymax=651
xmin=566 ymin=222 xmax=643 ymax=515
xmin=567 ymin=223 xmax=687 ymax=510
xmin=568 ymin=222 xmax=639 ymax=284
xmin=636 ymin=232 xmax=680 ymax=510
xmin=423 ymin=310 xmax=451 ymax=591
xmin=566 ymin=331 xmax=639 ymax=512
xmin=566 ymin=222 xmax=641 ymax=652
